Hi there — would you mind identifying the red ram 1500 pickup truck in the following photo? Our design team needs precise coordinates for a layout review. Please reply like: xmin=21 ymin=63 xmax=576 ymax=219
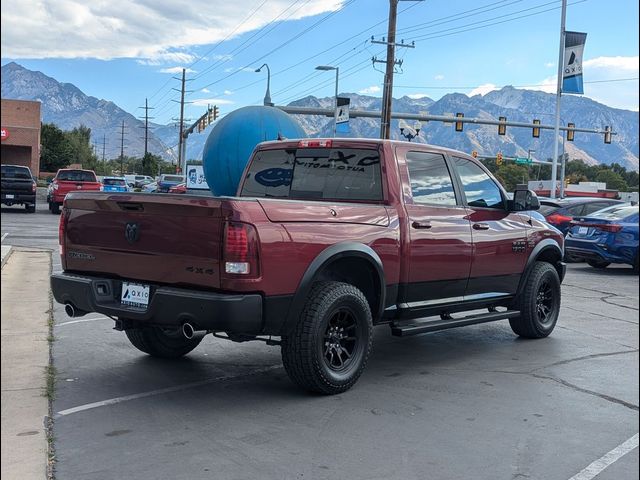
xmin=51 ymin=139 xmax=565 ymax=394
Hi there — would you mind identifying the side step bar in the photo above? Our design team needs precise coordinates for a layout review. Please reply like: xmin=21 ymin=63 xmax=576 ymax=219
xmin=391 ymin=310 xmax=521 ymax=337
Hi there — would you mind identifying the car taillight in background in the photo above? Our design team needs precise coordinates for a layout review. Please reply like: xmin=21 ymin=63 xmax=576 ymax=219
xmin=223 ymin=221 xmax=260 ymax=276
xmin=52 ymin=181 xmax=59 ymax=190
xmin=546 ymin=213 xmax=572 ymax=226
xmin=32 ymin=182 xmax=37 ymax=192
xmin=571 ymin=221 xmax=623 ymax=233
xmin=58 ymin=209 xmax=68 ymax=256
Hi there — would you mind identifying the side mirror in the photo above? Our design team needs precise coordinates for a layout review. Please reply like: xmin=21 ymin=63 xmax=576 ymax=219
xmin=511 ymin=189 xmax=540 ymax=211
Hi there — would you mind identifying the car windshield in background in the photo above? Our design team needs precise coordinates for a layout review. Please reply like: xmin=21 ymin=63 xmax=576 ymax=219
xmin=103 ymin=178 xmax=126 ymax=186
xmin=241 ymin=148 xmax=383 ymax=202
xmin=162 ymin=175 xmax=184 ymax=183
xmin=588 ymin=205 xmax=639 ymax=220
xmin=1 ymin=165 xmax=32 ymax=179
xmin=538 ymin=204 xmax=560 ymax=215
xmin=57 ymin=170 xmax=97 ymax=182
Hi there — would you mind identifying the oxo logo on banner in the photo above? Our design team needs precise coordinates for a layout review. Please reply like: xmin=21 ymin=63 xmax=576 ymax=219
xmin=0 ymin=127 xmax=9 ymax=141
xmin=562 ymin=31 xmax=587 ymax=95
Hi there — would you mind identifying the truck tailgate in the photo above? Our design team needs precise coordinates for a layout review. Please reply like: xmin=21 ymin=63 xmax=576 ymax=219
xmin=63 ymin=193 xmax=225 ymax=289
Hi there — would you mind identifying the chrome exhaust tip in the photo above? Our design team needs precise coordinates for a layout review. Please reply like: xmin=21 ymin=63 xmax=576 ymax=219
xmin=64 ymin=303 xmax=76 ymax=318
xmin=182 ymin=322 xmax=195 ymax=339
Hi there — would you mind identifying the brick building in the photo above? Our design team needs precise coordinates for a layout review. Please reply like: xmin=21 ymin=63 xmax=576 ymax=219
xmin=1 ymin=99 xmax=42 ymax=178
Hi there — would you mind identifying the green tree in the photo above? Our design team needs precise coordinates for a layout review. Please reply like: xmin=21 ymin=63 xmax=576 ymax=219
xmin=40 ymin=123 xmax=73 ymax=172
xmin=141 ymin=152 xmax=163 ymax=176
xmin=596 ymin=170 xmax=628 ymax=192
xmin=494 ymin=164 xmax=530 ymax=192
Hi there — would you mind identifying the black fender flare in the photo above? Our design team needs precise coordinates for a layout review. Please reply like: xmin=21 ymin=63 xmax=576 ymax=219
xmin=516 ymin=238 xmax=564 ymax=296
xmin=282 ymin=242 xmax=386 ymax=333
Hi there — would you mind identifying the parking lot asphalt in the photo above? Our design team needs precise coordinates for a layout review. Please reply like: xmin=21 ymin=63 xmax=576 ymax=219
xmin=1 ymin=197 xmax=638 ymax=480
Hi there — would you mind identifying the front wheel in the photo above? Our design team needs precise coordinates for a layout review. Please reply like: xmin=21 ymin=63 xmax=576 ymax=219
xmin=125 ymin=326 xmax=203 ymax=358
xmin=509 ymin=262 xmax=561 ymax=339
xmin=281 ymin=282 xmax=373 ymax=395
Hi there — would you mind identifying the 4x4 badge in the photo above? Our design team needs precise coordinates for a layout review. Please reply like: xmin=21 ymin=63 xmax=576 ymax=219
xmin=125 ymin=222 xmax=140 ymax=244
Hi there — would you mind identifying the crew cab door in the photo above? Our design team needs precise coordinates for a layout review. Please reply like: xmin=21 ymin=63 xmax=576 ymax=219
xmin=450 ymin=156 xmax=529 ymax=298
xmin=400 ymin=150 xmax=473 ymax=309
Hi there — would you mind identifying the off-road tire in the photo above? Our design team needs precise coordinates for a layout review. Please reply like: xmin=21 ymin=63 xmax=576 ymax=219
xmin=125 ymin=326 xmax=203 ymax=358
xmin=281 ymin=281 xmax=373 ymax=395
xmin=587 ymin=260 xmax=610 ymax=269
xmin=25 ymin=204 xmax=36 ymax=213
xmin=509 ymin=262 xmax=561 ymax=339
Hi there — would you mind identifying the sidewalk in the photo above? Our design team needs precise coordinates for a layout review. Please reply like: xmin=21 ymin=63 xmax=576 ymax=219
xmin=1 ymin=248 xmax=52 ymax=480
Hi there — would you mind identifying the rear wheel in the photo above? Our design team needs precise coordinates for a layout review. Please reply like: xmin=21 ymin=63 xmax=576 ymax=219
xmin=509 ymin=262 xmax=561 ymax=339
xmin=587 ymin=260 xmax=610 ymax=269
xmin=25 ymin=204 xmax=36 ymax=213
xmin=125 ymin=326 xmax=203 ymax=358
xmin=281 ymin=281 xmax=373 ymax=395
xmin=50 ymin=202 xmax=60 ymax=214
xmin=633 ymin=254 xmax=639 ymax=274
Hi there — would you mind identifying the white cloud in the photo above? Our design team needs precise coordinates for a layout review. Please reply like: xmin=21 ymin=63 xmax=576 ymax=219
xmin=137 ymin=52 xmax=197 ymax=65
xmin=159 ymin=66 xmax=196 ymax=74
xmin=191 ymin=98 xmax=234 ymax=106
xmin=223 ymin=90 xmax=233 ymax=95
xmin=201 ymin=88 xmax=210 ymax=93
xmin=545 ymin=61 xmax=555 ymax=68
xmin=468 ymin=83 xmax=498 ymax=97
xmin=0 ymin=1 xmax=346 ymax=60
xmin=534 ymin=56 xmax=639 ymax=110
xmin=434 ymin=74 xmax=445 ymax=80
xmin=407 ymin=93 xmax=430 ymax=99
xmin=358 ymin=85 xmax=381 ymax=95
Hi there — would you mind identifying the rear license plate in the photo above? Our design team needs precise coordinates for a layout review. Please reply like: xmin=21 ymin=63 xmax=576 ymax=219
xmin=6 ymin=194 xmax=14 ymax=199
xmin=121 ymin=282 xmax=150 ymax=308
xmin=578 ymin=226 xmax=588 ymax=235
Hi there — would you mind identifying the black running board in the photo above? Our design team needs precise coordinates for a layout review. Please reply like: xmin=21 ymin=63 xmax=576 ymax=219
xmin=391 ymin=310 xmax=521 ymax=337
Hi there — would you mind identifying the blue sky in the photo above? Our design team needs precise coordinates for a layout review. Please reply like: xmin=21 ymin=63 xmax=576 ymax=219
xmin=2 ymin=0 xmax=638 ymax=125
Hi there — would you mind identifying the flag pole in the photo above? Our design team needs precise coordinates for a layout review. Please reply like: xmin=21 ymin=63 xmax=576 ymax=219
xmin=550 ymin=0 xmax=567 ymax=199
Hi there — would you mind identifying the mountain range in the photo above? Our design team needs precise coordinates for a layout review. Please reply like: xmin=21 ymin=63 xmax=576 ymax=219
xmin=2 ymin=62 xmax=638 ymax=171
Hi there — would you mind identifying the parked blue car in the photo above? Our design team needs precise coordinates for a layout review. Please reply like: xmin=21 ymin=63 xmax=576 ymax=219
xmin=565 ymin=204 xmax=639 ymax=272
xmin=100 ymin=177 xmax=130 ymax=193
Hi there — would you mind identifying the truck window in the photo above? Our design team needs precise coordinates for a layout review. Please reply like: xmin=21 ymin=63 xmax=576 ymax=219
xmin=57 ymin=170 xmax=97 ymax=182
xmin=453 ymin=157 xmax=504 ymax=209
xmin=241 ymin=148 xmax=383 ymax=202
xmin=406 ymin=151 xmax=457 ymax=206
xmin=1 ymin=165 xmax=32 ymax=179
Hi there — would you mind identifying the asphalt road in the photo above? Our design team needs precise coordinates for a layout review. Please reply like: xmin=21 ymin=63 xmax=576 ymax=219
xmin=1 ymin=193 xmax=638 ymax=480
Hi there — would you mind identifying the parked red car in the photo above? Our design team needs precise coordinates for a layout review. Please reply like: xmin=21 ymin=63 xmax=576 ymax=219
xmin=51 ymin=139 xmax=565 ymax=394
xmin=47 ymin=169 xmax=101 ymax=214
xmin=168 ymin=183 xmax=187 ymax=194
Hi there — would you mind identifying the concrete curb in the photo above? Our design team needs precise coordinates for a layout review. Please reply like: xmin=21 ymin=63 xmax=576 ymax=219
xmin=1 ymin=245 xmax=13 ymax=269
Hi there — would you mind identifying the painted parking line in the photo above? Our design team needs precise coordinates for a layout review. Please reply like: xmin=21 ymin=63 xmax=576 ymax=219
xmin=56 ymin=316 xmax=109 ymax=327
xmin=568 ymin=433 xmax=639 ymax=480
xmin=56 ymin=364 xmax=282 ymax=418
xmin=1 ymin=233 xmax=8 ymax=242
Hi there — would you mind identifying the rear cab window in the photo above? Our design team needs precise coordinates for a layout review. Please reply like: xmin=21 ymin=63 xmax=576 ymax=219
xmin=241 ymin=147 xmax=383 ymax=202
xmin=405 ymin=151 xmax=458 ymax=205
xmin=103 ymin=178 xmax=126 ymax=186
xmin=57 ymin=170 xmax=97 ymax=182
xmin=1 ymin=165 xmax=33 ymax=179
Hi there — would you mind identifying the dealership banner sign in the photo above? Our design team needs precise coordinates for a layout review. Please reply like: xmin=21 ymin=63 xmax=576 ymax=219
xmin=562 ymin=31 xmax=587 ymax=94
xmin=185 ymin=165 xmax=210 ymax=190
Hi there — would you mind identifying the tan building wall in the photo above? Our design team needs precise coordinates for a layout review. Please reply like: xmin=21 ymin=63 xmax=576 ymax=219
xmin=1 ymin=99 xmax=41 ymax=178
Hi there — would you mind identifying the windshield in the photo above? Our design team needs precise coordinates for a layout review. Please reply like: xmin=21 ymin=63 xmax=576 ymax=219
xmin=1 ymin=165 xmax=32 ymax=180
xmin=589 ymin=205 xmax=639 ymax=220
xmin=103 ymin=178 xmax=126 ymax=186
xmin=57 ymin=170 xmax=97 ymax=182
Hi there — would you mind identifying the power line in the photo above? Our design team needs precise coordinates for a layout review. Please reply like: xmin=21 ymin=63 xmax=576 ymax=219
xmin=393 ymin=77 xmax=639 ymax=90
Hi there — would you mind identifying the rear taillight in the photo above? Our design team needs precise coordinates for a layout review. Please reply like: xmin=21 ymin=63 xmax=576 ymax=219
xmin=223 ymin=222 xmax=259 ymax=276
xmin=298 ymin=139 xmax=332 ymax=148
xmin=52 ymin=181 xmax=59 ymax=190
xmin=32 ymin=182 xmax=37 ymax=193
xmin=546 ymin=213 xmax=572 ymax=225
xmin=58 ymin=209 xmax=67 ymax=256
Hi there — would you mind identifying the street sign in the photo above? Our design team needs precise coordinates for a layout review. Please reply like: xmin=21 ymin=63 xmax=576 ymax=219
xmin=0 ymin=127 xmax=9 ymax=141
xmin=515 ymin=157 xmax=532 ymax=165
xmin=336 ymin=97 xmax=350 ymax=124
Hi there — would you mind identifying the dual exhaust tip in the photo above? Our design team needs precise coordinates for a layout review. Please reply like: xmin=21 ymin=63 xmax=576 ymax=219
xmin=65 ymin=303 xmax=202 ymax=340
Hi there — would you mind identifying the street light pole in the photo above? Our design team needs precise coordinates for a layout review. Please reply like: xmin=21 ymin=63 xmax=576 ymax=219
xmin=316 ymin=65 xmax=339 ymax=137
xmin=255 ymin=64 xmax=273 ymax=106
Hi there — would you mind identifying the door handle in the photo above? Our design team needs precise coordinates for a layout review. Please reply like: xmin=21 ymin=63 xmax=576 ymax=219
xmin=412 ymin=221 xmax=432 ymax=229
xmin=473 ymin=223 xmax=490 ymax=230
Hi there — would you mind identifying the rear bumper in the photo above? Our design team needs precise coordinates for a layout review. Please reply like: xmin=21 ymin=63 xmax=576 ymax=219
xmin=566 ymin=246 xmax=630 ymax=265
xmin=51 ymin=272 xmax=264 ymax=334
xmin=1 ymin=192 xmax=36 ymax=204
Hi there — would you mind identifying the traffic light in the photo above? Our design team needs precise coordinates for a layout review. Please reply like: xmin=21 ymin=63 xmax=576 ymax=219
xmin=604 ymin=126 xmax=612 ymax=144
xmin=566 ymin=122 xmax=575 ymax=142
xmin=532 ymin=119 xmax=541 ymax=138
xmin=455 ymin=112 xmax=464 ymax=132
xmin=496 ymin=152 xmax=503 ymax=165
xmin=207 ymin=108 xmax=214 ymax=124
xmin=471 ymin=150 xmax=478 ymax=158
xmin=498 ymin=116 xmax=507 ymax=136
xmin=213 ymin=105 xmax=219 ymax=121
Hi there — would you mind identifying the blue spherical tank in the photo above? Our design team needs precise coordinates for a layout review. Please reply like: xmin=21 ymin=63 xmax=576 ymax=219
xmin=202 ymin=106 xmax=306 ymax=196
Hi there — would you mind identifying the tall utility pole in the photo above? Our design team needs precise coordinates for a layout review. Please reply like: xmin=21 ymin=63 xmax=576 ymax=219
xmin=138 ymin=97 xmax=154 ymax=157
xmin=102 ymin=134 xmax=106 ymax=174
xmin=550 ymin=0 xmax=568 ymax=199
xmin=373 ymin=0 xmax=416 ymax=139
xmin=173 ymin=69 xmax=188 ymax=173
xmin=119 ymin=120 xmax=127 ymax=175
